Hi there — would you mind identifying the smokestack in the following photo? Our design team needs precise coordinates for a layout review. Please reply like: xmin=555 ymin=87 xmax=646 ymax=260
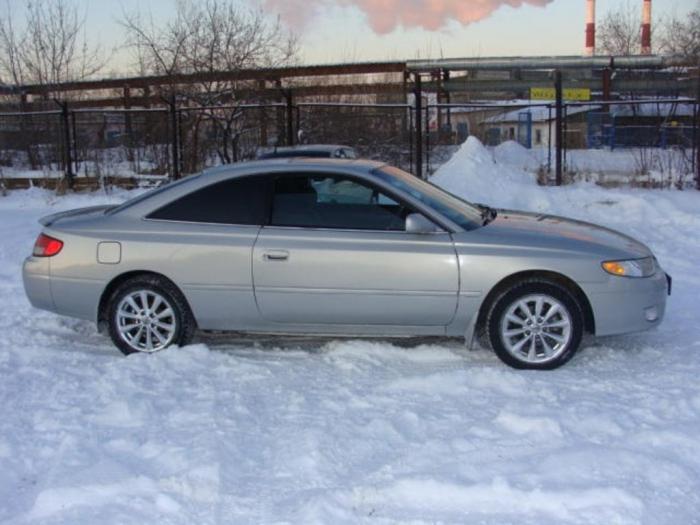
xmin=585 ymin=0 xmax=595 ymax=56
xmin=641 ymin=0 xmax=652 ymax=55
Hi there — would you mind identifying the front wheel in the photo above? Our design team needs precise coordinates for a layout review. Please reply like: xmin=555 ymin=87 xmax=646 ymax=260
xmin=486 ymin=280 xmax=584 ymax=370
xmin=107 ymin=276 xmax=195 ymax=355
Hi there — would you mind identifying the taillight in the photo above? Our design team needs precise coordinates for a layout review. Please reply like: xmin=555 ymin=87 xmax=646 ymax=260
xmin=33 ymin=233 xmax=63 ymax=257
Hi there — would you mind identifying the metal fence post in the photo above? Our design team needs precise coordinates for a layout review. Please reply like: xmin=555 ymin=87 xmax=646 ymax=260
xmin=443 ymin=70 xmax=452 ymax=133
xmin=692 ymin=101 xmax=697 ymax=184
xmin=695 ymin=73 xmax=700 ymax=191
xmin=177 ymin=107 xmax=184 ymax=173
xmin=70 ymin=110 xmax=79 ymax=175
xmin=285 ymin=89 xmax=295 ymax=146
xmin=257 ymin=80 xmax=268 ymax=147
xmin=547 ymin=104 xmax=552 ymax=173
xmin=563 ymin=103 xmax=569 ymax=173
xmin=169 ymin=96 xmax=180 ymax=180
xmin=425 ymin=101 xmax=430 ymax=175
xmin=413 ymin=73 xmax=423 ymax=179
xmin=408 ymin=105 xmax=414 ymax=173
xmin=124 ymin=86 xmax=135 ymax=163
xmin=602 ymin=67 xmax=612 ymax=110
xmin=56 ymin=100 xmax=74 ymax=187
xmin=554 ymin=70 xmax=563 ymax=186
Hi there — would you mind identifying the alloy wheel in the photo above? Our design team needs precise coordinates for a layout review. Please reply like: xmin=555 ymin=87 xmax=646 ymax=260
xmin=499 ymin=293 xmax=573 ymax=364
xmin=115 ymin=290 xmax=177 ymax=352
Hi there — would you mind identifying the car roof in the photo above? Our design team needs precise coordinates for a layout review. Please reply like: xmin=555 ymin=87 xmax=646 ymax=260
xmin=112 ymin=158 xmax=392 ymax=220
xmin=201 ymin=157 xmax=385 ymax=178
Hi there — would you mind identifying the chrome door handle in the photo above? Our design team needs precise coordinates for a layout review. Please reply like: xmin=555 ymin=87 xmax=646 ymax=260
xmin=263 ymin=250 xmax=289 ymax=261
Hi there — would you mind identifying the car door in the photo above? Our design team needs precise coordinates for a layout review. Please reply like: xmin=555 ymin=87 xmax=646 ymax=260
xmin=143 ymin=175 xmax=268 ymax=330
xmin=252 ymin=172 xmax=459 ymax=327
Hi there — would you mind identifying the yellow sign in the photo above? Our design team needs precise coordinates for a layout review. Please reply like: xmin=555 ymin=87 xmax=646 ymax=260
xmin=530 ymin=87 xmax=591 ymax=101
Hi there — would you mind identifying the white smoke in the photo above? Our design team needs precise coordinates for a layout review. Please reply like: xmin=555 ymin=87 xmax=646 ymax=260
xmin=262 ymin=0 xmax=555 ymax=34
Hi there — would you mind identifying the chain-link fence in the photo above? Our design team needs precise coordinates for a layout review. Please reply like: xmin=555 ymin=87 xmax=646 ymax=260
xmin=0 ymin=110 xmax=65 ymax=173
xmin=70 ymin=109 xmax=172 ymax=178
xmin=1 ymin=97 xmax=698 ymax=190
xmin=0 ymin=101 xmax=415 ymax=186
xmin=296 ymin=103 xmax=413 ymax=172
xmin=424 ymin=99 xmax=699 ymax=188
xmin=177 ymin=104 xmax=287 ymax=174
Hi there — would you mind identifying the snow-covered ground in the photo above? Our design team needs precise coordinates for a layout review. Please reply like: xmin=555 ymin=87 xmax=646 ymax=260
xmin=488 ymin=141 xmax=694 ymax=187
xmin=0 ymin=148 xmax=168 ymax=179
xmin=2 ymin=141 xmax=700 ymax=524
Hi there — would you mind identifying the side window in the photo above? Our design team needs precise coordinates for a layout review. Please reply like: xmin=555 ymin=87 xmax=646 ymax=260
xmin=270 ymin=174 xmax=408 ymax=231
xmin=148 ymin=176 xmax=268 ymax=225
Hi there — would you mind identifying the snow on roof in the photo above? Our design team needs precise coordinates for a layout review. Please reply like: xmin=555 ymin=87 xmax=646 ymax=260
xmin=441 ymin=100 xmax=538 ymax=115
xmin=609 ymin=102 xmax=695 ymax=118
xmin=483 ymin=104 xmax=601 ymax=124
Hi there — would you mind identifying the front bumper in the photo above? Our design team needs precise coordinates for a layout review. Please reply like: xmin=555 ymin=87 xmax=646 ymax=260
xmin=585 ymin=269 xmax=669 ymax=337
xmin=22 ymin=256 xmax=56 ymax=312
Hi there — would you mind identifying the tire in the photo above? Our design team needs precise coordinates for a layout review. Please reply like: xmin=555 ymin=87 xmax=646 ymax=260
xmin=486 ymin=279 xmax=583 ymax=370
xmin=107 ymin=275 xmax=196 ymax=356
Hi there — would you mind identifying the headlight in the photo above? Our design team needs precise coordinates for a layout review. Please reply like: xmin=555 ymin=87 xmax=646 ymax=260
xmin=602 ymin=257 xmax=656 ymax=278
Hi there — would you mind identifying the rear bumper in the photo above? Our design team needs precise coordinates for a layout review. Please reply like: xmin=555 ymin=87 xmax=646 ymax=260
xmin=585 ymin=269 xmax=669 ymax=337
xmin=22 ymin=256 xmax=56 ymax=312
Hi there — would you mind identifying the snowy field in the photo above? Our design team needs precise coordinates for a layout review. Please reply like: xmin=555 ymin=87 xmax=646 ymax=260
xmin=1 ymin=140 xmax=700 ymax=524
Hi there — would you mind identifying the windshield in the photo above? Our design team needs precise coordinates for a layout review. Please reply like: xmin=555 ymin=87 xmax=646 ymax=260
xmin=373 ymin=166 xmax=484 ymax=230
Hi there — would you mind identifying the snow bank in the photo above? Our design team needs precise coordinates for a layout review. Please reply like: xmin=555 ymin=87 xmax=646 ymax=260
xmin=489 ymin=140 xmax=693 ymax=186
xmin=493 ymin=139 xmax=542 ymax=171
xmin=431 ymin=136 xmax=543 ymax=210
xmin=1 ymin=159 xmax=700 ymax=523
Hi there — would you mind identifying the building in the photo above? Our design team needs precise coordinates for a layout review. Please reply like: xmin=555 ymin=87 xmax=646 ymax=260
xmin=481 ymin=105 xmax=601 ymax=149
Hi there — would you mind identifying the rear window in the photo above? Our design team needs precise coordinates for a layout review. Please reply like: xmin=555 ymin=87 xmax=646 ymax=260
xmin=148 ymin=176 xmax=269 ymax=225
xmin=109 ymin=176 xmax=197 ymax=215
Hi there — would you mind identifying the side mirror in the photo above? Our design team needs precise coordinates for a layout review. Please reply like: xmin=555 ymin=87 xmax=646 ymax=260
xmin=405 ymin=213 xmax=442 ymax=234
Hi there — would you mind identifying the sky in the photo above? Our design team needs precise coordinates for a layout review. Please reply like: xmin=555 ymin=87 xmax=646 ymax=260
xmin=71 ymin=0 xmax=699 ymax=75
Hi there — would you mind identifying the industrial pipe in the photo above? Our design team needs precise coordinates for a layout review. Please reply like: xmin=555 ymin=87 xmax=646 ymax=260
xmin=407 ymin=55 xmax=685 ymax=72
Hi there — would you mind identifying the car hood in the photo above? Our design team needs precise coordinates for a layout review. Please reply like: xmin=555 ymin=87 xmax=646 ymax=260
xmin=472 ymin=209 xmax=652 ymax=259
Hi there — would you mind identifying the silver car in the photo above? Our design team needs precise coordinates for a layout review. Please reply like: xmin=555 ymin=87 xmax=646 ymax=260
xmin=23 ymin=159 xmax=670 ymax=369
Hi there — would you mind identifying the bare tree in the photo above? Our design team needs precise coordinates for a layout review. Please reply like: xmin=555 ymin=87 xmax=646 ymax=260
xmin=0 ymin=0 xmax=103 ymax=173
xmin=658 ymin=5 xmax=700 ymax=64
xmin=0 ymin=0 xmax=103 ymax=89
xmin=120 ymin=0 xmax=298 ymax=169
xmin=121 ymin=0 xmax=297 ymax=87
xmin=596 ymin=1 xmax=646 ymax=56
xmin=0 ymin=2 xmax=25 ymax=86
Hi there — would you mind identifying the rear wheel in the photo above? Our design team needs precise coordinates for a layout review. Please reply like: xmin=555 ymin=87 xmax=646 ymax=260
xmin=107 ymin=276 xmax=195 ymax=355
xmin=486 ymin=280 xmax=583 ymax=370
